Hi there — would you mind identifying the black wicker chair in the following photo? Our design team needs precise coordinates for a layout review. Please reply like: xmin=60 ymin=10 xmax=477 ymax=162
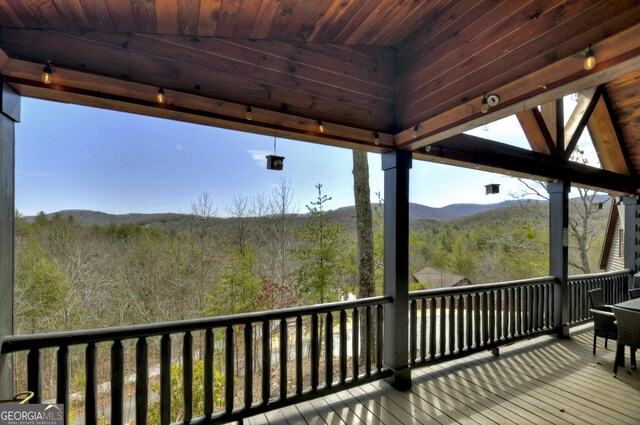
xmin=611 ymin=306 xmax=639 ymax=374
xmin=629 ymin=288 xmax=640 ymax=300
xmin=589 ymin=289 xmax=617 ymax=354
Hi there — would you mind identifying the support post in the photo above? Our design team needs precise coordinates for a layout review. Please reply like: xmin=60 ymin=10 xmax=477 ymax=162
xmin=621 ymin=195 xmax=639 ymax=288
xmin=382 ymin=150 xmax=411 ymax=390
xmin=0 ymin=83 xmax=19 ymax=399
xmin=548 ymin=180 xmax=570 ymax=338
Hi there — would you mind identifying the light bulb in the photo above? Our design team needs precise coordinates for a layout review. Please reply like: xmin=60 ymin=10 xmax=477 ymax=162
xmin=318 ymin=121 xmax=325 ymax=133
xmin=412 ymin=125 xmax=420 ymax=138
xmin=156 ymin=88 xmax=165 ymax=104
xmin=41 ymin=64 xmax=52 ymax=84
xmin=584 ymin=46 xmax=595 ymax=70
xmin=246 ymin=106 xmax=253 ymax=121
xmin=481 ymin=97 xmax=489 ymax=114
xmin=373 ymin=132 xmax=380 ymax=145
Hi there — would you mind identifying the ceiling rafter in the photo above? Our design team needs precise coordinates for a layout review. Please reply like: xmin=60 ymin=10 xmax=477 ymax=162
xmin=515 ymin=108 xmax=556 ymax=155
xmin=419 ymin=134 xmax=638 ymax=194
xmin=563 ymin=86 xmax=601 ymax=159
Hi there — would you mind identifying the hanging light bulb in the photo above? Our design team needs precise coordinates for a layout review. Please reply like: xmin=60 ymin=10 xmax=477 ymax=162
xmin=41 ymin=62 xmax=52 ymax=84
xmin=156 ymin=88 xmax=165 ymax=104
xmin=246 ymin=106 xmax=253 ymax=121
xmin=584 ymin=45 xmax=596 ymax=70
xmin=412 ymin=125 xmax=420 ymax=138
xmin=481 ymin=93 xmax=489 ymax=114
xmin=318 ymin=121 xmax=325 ymax=133
xmin=373 ymin=132 xmax=380 ymax=145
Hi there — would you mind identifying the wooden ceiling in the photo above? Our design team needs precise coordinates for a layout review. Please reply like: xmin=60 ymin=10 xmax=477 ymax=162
xmin=1 ymin=1 xmax=640 ymax=193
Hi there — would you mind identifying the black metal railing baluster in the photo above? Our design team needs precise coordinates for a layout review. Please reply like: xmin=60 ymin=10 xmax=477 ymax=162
xmin=280 ymin=318 xmax=288 ymax=400
xmin=516 ymin=287 xmax=522 ymax=336
xmin=365 ymin=306 xmax=371 ymax=376
xmin=465 ymin=294 xmax=472 ymax=350
xmin=376 ymin=304 xmax=383 ymax=372
xmin=56 ymin=345 xmax=69 ymax=420
xmin=473 ymin=293 xmax=480 ymax=348
xmin=496 ymin=290 xmax=503 ymax=341
xmin=325 ymin=312 xmax=333 ymax=387
xmin=160 ymin=334 xmax=171 ymax=424
xmin=487 ymin=291 xmax=494 ymax=344
xmin=204 ymin=329 xmax=214 ymax=417
xmin=136 ymin=338 xmax=148 ymax=425
xmin=225 ymin=326 xmax=234 ymax=414
xmin=296 ymin=316 xmax=303 ymax=395
xmin=429 ymin=298 xmax=436 ymax=360
xmin=352 ymin=308 xmax=359 ymax=380
xmin=111 ymin=340 xmax=124 ymax=425
xmin=311 ymin=314 xmax=319 ymax=390
xmin=262 ymin=321 xmax=270 ymax=404
xmin=86 ymin=343 xmax=97 ymax=425
xmin=482 ymin=292 xmax=489 ymax=345
xmin=183 ymin=332 xmax=193 ymax=423
xmin=27 ymin=349 xmax=41 ymax=404
xmin=420 ymin=299 xmax=427 ymax=360
xmin=339 ymin=310 xmax=347 ymax=384
xmin=439 ymin=296 xmax=446 ymax=356
xmin=448 ymin=295 xmax=455 ymax=354
xmin=410 ymin=299 xmax=417 ymax=365
xmin=456 ymin=295 xmax=463 ymax=353
xmin=509 ymin=287 xmax=515 ymax=338
xmin=245 ymin=323 xmax=253 ymax=409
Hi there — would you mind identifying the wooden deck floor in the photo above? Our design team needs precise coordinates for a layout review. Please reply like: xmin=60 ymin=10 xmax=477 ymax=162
xmin=244 ymin=323 xmax=640 ymax=424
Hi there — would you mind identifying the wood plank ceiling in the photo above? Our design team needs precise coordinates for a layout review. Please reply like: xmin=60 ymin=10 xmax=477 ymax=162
xmin=0 ymin=1 xmax=640 ymax=193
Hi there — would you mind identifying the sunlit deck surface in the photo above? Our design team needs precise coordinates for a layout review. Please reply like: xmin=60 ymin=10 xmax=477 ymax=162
xmin=244 ymin=323 xmax=640 ymax=425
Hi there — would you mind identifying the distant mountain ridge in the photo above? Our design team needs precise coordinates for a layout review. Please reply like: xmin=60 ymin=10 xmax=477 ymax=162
xmin=25 ymin=195 xmax=611 ymax=226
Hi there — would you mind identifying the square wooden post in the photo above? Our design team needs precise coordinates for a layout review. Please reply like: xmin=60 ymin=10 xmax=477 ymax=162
xmin=621 ymin=195 xmax=639 ymax=288
xmin=548 ymin=180 xmax=570 ymax=338
xmin=0 ymin=82 xmax=19 ymax=399
xmin=382 ymin=150 xmax=411 ymax=390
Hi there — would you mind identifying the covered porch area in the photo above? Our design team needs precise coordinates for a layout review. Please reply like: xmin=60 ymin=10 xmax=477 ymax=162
xmin=1 ymin=1 xmax=640 ymax=424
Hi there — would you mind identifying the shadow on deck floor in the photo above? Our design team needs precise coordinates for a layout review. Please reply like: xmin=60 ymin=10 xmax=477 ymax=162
xmin=245 ymin=323 xmax=640 ymax=424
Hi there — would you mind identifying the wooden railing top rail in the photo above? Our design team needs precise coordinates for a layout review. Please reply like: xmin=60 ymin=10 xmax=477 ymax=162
xmin=409 ymin=276 xmax=557 ymax=299
xmin=1 ymin=295 xmax=392 ymax=353
xmin=568 ymin=269 xmax=631 ymax=281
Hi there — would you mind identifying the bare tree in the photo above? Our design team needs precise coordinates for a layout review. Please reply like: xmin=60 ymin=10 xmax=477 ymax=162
xmin=268 ymin=177 xmax=297 ymax=286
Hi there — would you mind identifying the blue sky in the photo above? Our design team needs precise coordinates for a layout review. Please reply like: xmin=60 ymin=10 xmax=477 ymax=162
xmin=15 ymin=97 xmax=591 ymax=216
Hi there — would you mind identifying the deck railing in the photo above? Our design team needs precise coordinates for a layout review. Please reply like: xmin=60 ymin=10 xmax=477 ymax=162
xmin=408 ymin=277 xmax=557 ymax=367
xmin=1 ymin=296 xmax=391 ymax=425
xmin=567 ymin=269 xmax=631 ymax=323
xmin=3 ymin=272 xmax=630 ymax=424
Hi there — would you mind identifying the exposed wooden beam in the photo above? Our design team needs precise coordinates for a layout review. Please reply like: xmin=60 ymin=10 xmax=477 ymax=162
xmin=540 ymin=99 xmax=564 ymax=154
xmin=3 ymin=61 xmax=394 ymax=153
xmin=416 ymin=134 xmax=638 ymax=194
xmin=588 ymin=88 xmax=634 ymax=176
xmin=516 ymin=108 xmax=556 ymax=155
xmin=564 ymin=86 xmax=600 ymax=159
xmin=397 ymin=22 xmax=640 ymax=150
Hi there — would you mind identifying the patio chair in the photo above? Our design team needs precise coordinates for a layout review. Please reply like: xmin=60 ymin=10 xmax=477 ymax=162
xmin=611 ymin=307 xmax=639 ymax=375
xmin=629 ymin=288 xmax=640 ymax=300
xmin=589 ymin=289 xmax=617 ymax=354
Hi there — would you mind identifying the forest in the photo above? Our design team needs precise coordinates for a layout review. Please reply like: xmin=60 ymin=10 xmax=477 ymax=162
xmin=14 ymin=178 xmax=609 ymax=336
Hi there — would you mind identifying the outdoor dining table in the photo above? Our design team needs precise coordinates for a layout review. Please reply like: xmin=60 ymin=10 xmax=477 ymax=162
xmin=614 ymin=297 xmax=640 ymax=311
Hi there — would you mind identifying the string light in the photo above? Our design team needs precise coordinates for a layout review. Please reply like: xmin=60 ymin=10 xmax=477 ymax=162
xmin=373 ymin=132 xmax=380 ymax=145
xmin=318 ymin=121 xmax=325 ymax=133
xmin=41 ymin=62 xmax=52 ymax=85
xmin=156 ymin=88 xmax=165 ymax=104
xmin=481 ymin=93 xmax=489 ymax=114
xmin=246 ymin=106 xmax=253 ymax=121
xmin=584 ymin=45 xmax=596 ymax=70
xmin=412 ymin=125 xmax=420 ymax=138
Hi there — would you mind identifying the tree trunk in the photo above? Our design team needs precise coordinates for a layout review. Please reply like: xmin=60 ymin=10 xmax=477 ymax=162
xmin=352 ymin=150 xmax=375 ymax=363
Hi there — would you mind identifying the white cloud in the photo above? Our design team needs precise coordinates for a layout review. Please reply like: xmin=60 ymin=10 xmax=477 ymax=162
xmin=176 ymin=144 xmax=184 ymax=150
xmin=247 ymin=149 xmax=271 ymax=166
